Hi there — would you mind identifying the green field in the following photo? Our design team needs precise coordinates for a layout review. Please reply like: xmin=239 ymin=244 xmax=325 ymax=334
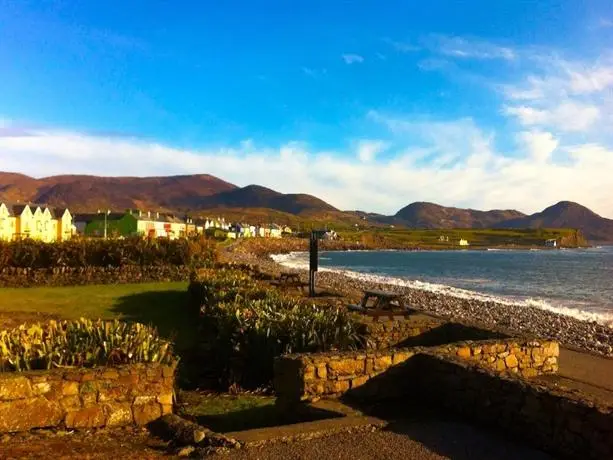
xmin=337 ymin=227 xmax=585 ymax=249
xmin=0 ymin=281 xmax=195 ymax=349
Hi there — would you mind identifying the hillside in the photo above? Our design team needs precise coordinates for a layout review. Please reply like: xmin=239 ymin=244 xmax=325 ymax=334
xmin=394 ymin=202 xmax=526 ymax=229
xmin=497 ymin=201 xmax=613 ymax=242
xmin=195 ymin=185 xmax=338 ymax=214
xmin=0 ymin=172 xmax=237 ymax=212
xmin=0 ymin=172 xmax=340 ymax=216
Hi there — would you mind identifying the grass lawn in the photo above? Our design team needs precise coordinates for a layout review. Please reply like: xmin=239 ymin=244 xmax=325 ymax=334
xmin=177 ymin=391 xmax=344 ymax=433
xmin=0 ymin=282 xmax=195 ymax=349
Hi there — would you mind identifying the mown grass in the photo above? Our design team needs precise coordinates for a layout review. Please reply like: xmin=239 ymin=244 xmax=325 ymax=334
xmin=0 ymin=282 xmax=195 ymax=349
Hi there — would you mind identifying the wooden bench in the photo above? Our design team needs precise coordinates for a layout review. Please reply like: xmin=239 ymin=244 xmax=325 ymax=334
xmin=349 ymin=289 xmax=406 ymax=312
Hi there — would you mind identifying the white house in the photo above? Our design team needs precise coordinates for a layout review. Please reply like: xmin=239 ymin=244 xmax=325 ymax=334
xmin=458 ymin=239 xmax=470 ymax=246
xmin=545 ymin=239 xmax=558 ymax=247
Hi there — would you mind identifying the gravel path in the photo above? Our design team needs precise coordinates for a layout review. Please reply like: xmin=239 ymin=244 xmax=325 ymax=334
xmin=220 ymin=419 xmax=552 ymax=460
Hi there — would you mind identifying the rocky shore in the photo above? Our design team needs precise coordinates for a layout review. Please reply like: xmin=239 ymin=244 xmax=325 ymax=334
xmin=225 ymin=249 xmax=613 ymax=358
xmin=314 ymin=270 xmax=613 ymax=357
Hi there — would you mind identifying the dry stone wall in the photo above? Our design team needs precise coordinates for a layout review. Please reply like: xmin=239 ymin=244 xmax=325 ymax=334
xmin=0 ymin=363 xmax=175 ymax=432
xmin=274 ymin=339 xmax=559 ymax=403
xmin=357 ymin=315 xmax=510 ymax=349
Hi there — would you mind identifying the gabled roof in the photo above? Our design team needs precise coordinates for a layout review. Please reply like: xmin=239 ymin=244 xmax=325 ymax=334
xmin=9 ymin=204 xmax=30 ymax=216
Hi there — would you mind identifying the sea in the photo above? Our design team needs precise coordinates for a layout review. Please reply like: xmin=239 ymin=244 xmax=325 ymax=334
xmin=272 ymin=246 xmax=613 ymax=326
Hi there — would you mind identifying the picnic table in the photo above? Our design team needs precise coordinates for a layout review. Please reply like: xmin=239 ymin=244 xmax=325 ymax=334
xmin=279 ymin=272 xmax=301 ymax=284
xmin=272 ymin=272 xmax=308 ymax=291
xmin=349 ymin=289 xmax=405 ymax=312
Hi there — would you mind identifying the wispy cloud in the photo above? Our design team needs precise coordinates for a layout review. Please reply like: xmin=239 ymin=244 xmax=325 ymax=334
xmin=597 ymin=18 xmax=613 ymax=29
xmin=504 ymin=102 xmax=601 ymax=132
xmin=1 ymin=117 xmax=612 ymax=217
xmin=302 ymin=67 xmax=327 ymax=78
xmin=341 ymin=53 xmax=364 ymax=64
xmin=502 ymin=56 xmax=613 ymax=133
xmin=429 ymin=35 xmax=516 ymax=61
xmin=383 ymin=38 xmax=421 ymax=53
xmin=417 ymin=58 xmax=452 ymax=72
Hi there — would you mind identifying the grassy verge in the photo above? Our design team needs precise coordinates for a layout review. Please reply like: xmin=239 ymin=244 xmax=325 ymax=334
xmin=0 ymin=282 xmax=195 ymax=349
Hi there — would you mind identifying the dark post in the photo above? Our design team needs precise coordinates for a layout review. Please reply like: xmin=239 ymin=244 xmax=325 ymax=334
xmin=309 ymin=231 xmax=318 ymax=297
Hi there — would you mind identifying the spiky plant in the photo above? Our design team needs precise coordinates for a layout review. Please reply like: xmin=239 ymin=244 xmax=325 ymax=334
xmin=0 ymin=318 xmax=175 ymax=372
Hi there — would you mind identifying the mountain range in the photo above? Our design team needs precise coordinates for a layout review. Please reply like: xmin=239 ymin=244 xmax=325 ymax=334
xmin=1 ymin=172 xmax=612 ymax=242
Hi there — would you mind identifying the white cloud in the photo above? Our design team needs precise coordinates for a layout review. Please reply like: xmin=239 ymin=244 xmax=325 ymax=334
xmin=431 ymin=35 xmax=516 ymax=61
xmin=516 ymin=131 xmax=558 ymax=162
xmin=597 ymin=18 xmax=613 ymax=29
xmin=357 ymin=140 xmax=387 ymax=162
xmin=504 ymin=101 xmax=600 ymax=132
xmin=1 ymin=117 xmax=612 ymax=218
xmin=341 ymin=53 xmax=364 ymax=64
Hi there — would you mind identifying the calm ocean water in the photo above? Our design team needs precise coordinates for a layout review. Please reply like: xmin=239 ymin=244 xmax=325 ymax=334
xmin=273 ymin=246 xmax=613 ymax=325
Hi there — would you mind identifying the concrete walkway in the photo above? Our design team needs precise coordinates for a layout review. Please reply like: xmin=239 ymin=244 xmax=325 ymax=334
xmin=222 ymin=417 xmax=552 ymax=460
xmin=537 ymin=347 xmax=613 ymax=403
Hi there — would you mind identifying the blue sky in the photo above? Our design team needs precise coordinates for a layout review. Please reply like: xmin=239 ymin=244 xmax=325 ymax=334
xmin=1 ymin=0 xmax=613 ymax=216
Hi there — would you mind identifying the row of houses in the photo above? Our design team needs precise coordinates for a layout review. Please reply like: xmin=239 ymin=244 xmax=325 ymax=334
xmin=75 ymin=210 xmax=291 ymax=240
xmin=0 ymin=202 xmax=73 ymax=242
xmin=0 ymin=203 xmax=292 ymax=242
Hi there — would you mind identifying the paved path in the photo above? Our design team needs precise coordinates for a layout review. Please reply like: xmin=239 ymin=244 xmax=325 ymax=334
xmin=537 ymin=347 xmax=613 ymax=403
xmin=221 ymin=418 xmax=552 ymax=460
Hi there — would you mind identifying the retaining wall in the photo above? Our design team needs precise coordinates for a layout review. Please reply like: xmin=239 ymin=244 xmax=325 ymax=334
xmin=274 ymin=339 xmax=559 ymax=403
xmin=357 ymin=314 xmax=510 ymax=349
xmin=0 ymin=363 xmax=175 ymax=432
xmin=416 ymin=353 xmax=613 ymax=460
xmin=0 ymin=265 xmax=190 ymax=287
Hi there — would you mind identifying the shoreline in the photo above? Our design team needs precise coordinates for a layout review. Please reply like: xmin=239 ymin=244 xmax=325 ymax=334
xmin=224 ymin=248 xmax=613 ymax=358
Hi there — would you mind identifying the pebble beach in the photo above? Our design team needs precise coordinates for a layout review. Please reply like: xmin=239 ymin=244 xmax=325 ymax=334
xmin=226 ymin=249 xmax=613 ymax=358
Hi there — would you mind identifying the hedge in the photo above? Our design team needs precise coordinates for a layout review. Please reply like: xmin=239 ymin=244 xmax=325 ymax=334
xmin=0 ymin=236 xmax=217 ymax=269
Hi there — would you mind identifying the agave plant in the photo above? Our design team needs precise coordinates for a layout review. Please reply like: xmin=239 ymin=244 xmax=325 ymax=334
xmin=0 ymin=318 xmax=175 ymax=372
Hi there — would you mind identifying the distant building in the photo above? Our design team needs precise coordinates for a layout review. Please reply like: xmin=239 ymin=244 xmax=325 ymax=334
xmin=545 ymin=239 xmax=558 ymax=247
xmin=0 ymin=202 xmax=73 ymax=242
xmin=458 ymin=239 xmax=470 ymax=246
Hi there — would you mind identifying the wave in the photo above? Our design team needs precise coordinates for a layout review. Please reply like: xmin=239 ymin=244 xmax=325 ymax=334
xmin=271 ymin=252 xmax=613 ymax=327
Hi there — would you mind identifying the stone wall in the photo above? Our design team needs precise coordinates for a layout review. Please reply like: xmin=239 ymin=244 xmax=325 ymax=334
xmin=416 ymin=352 xmax=613 ymax=459
xmin=274 ymin=339 xmax=559 ymax=403
xmin=357 ymin=315 xmax=509 ymax=349
xmin=0 ymin=363 xmax=175 ymax=432
xmin=356 ymin=314 xmax=440 ymax=349
xmin=0 ymin=265 xmax=190 ymax=287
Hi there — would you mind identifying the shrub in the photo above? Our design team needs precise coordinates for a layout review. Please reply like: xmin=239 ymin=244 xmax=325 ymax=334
xmin=0 ymin=236 xmax=218 ymax=270
xmin=0 ymin=318 xmax=176 ymax=372
xmin=190 ymin=270 xmax=362 ymax=388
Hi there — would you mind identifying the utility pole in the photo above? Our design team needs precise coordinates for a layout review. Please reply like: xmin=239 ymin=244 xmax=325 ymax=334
xmin=98 ymin=209 xmax=110 ymax=239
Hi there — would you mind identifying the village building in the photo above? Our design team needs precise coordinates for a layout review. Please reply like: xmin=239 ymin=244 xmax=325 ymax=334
xmin=0 ymin=202 xmax=73 ymax=242
xmin=458 ymin=238 xmax=470 ymax=246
